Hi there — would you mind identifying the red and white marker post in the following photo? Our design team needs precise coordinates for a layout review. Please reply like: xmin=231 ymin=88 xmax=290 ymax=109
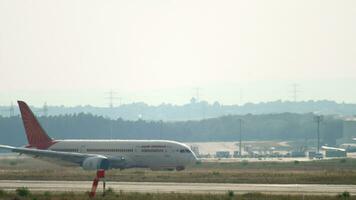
xmin=89 ymin=169 xmax=106 ymax=198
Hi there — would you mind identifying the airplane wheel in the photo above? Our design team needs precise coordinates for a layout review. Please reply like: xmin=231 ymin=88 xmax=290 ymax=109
xmin=176 ymin=166 xmax=185 ymax=171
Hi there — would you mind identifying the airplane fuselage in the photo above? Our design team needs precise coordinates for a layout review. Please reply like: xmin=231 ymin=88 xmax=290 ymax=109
xmin=48 ymin=139 xmax=197 ymax=170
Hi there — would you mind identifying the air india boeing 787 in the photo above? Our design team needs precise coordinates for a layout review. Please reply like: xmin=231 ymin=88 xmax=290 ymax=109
xmin=0 ymin=101 xmax=198 ymax=196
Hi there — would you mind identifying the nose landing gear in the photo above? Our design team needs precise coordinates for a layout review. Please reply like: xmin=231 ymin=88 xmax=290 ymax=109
xmin=176 ymin=166 xmax=185 ymax=171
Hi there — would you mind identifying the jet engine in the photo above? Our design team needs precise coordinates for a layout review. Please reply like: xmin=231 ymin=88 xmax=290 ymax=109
xmin=82 ymin=156 xmax=109 ymax=170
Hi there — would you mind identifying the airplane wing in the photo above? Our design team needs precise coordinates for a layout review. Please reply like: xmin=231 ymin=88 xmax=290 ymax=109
xmin=0 ymin=145 xmax=125 ymax=170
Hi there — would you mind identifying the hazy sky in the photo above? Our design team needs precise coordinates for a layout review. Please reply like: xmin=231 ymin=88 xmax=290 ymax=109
xmin=0 ymin=0 xmax=355 ymax=106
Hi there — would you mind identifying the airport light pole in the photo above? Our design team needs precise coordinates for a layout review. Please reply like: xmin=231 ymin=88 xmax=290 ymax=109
xmin=314 ymin=115 xmax=323 ymax=153
xmin=159 ymin=120 xmax=163 ymax=139
xmin=239 ymin=119 xmax=243 ymax=157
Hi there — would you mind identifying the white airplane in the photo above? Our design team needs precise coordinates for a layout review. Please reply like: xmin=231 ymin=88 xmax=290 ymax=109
xmin=321 ymin=145 xmax=346 ymax=152
xmin=0 ymin=101 xmax=198 ymax=196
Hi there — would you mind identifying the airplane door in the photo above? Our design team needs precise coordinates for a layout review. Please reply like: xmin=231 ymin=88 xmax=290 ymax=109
xmin=134 ymin=146 xmax=140 ymax=153
xmin=164 ymin=146 xmax=174 ymax=164
xmin=172 ymin=147 xmax=179 ymax=166
xmin=133 ymin=146 xmax=145 ymax=166
xmin=79 ymin=145 xmax=87 ymax=153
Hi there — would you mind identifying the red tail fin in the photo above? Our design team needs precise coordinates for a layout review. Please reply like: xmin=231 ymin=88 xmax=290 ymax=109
xmin=17 ymin=101 xmax=54 ymax=149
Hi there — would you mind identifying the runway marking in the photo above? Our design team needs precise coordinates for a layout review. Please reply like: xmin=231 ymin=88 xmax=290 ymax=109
xmin=0 ymin=180 xmax=355 ymax=195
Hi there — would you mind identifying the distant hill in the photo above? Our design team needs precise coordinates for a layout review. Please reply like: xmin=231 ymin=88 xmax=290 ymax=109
xmin=0 ymin=99 xmax=355 ymax=121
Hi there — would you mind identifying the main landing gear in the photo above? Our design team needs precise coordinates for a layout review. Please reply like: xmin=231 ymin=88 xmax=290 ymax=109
xmin=89 ymin=169 xmax=106 ymax=198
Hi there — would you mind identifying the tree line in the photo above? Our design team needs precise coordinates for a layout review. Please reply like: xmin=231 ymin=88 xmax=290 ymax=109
xmin=0 ymin=112 xmax=342 ymax=147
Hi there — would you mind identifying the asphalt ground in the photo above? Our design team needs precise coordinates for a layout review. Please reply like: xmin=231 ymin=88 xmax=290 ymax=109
xmin=0 ymin=180 xmax=355 ymax=195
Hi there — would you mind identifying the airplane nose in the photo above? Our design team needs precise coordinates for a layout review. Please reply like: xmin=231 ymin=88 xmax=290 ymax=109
xmin=191 ymin=154 xmax=199 ymax=164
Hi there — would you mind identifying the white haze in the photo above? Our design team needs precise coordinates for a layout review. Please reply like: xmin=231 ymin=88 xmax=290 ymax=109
xmin=0 ymin=0 xmax=355 ymax=106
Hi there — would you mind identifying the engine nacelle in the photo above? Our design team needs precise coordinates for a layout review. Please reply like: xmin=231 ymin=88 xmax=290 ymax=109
xmin=81 ymin=156 xmax=109 ymax=170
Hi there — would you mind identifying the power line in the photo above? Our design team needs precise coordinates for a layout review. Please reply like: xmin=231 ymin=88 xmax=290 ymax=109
xmin=105 ymin=90 xmax=119 ymax=139
xmin=43 ymin=102 xmax=48 ymax=116
xmin=108 ymin=90 xmax=116 ymax=108
xmin=106 ymin=90 xmax=119 ymax=108
xmin=291 ymin=83 xmax=300 ymax=102
xmin=1 ymin=102 xmax=15 ymax=117
xmin=9 ymin=102 xmax=14 ymax=117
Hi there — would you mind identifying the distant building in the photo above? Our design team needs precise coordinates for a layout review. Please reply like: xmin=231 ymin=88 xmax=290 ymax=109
xmin=308 ymin=151 xmax=316 ymax=159
xmin=337 ymin=119 xmax=356 ymax=144
xmin=325 ymin=149 xmax=346 ymax=158
xmin=290 ymin=151 xmax=305 ymax=157
xmin=308 ymin=151 xmax=323 ymax=159
xmin=233 ymin=151 xmax=240 ymax=158
xmin=340 ymin=143 xmax=356 ymax=152
xmin=216 ymin=151 xmax=230 ymax=158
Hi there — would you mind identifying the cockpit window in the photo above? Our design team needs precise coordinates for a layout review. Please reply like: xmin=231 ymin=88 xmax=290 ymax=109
xmin=180 ymin=149 xmax=190 ymax=153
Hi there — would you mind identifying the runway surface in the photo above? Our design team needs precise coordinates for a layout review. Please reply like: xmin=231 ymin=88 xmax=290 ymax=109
xmin=0 ymin=180 xmax=355 ymax=195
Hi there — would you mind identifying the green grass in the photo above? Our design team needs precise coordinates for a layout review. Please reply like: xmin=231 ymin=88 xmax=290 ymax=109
xmin=2 ymin=157 xmax=356 ymax=184
xmin=0 ymin=191 xmax=355 ymax=200
xmin=15 ymin=187 xmax=31 ymax=197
